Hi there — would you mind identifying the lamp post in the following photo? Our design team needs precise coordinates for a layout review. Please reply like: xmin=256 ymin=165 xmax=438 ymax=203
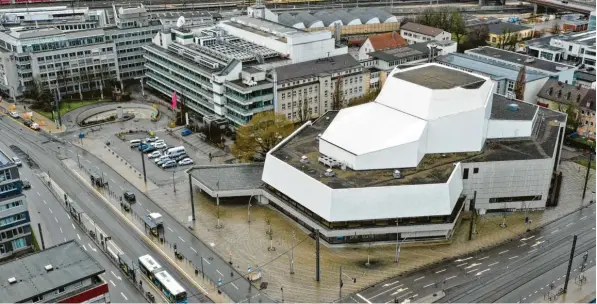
xmin=394 ymin=218 xmax=399 ymax=263
xmin=395 ymin=236 xmax=409 ymax=265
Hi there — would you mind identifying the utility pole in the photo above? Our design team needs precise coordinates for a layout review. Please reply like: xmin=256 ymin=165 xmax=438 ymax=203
xmin=139 ymin=146 xmax=147 ymax=184
xmin=172 ymin=171 xmax=176 ymax=193
xmin=339 ymin=265 xmax=343 ymax=299
xmin=394 ymin=218 xmax=399 ymax=263
xmin=188 ymin=174 xmax=195 ymax=221
xmin=290 ymin=230 xmax=295 ymax=274
xmin=563 ymin=235 xmax=577 ymax=293
xmin=37 ymin=223 xmax=45 ymax=250
xmin=215 ymin=181 xmax=222 ymax=229
xmin=315 ymin=229 xmax=320 ymax=282
xmin=581 ymin=152 xmax=592 ymax=202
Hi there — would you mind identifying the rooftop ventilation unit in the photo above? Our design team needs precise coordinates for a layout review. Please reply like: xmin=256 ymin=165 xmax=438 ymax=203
xmin=8 ymin=277 xmax=16 ymax=284
xmin=324 ymin=168 xmax=335 ymax=177
xmin=507 ymin=103 xmax=520 ymax=111
xmin=44 ymin=264 xmax=54 ymax=271
xmin=300 ymin=155 xmax=310 ymax=164
xmin=393 ymin=169 xmax=402 ymax=179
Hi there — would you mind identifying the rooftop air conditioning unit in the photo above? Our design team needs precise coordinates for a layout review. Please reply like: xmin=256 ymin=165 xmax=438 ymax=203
xmin=324 ymin=168 xmax=335 ymax=177
xmin=8 ymin=277 xmax=16 ymax=284
xmin=44 ymin=264 xmax=53 ymax=271
xmin=393 ymin=169 xmax=402 ymax=179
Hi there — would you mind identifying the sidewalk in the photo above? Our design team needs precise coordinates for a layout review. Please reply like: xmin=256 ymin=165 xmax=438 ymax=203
xmin=534 ymin=266 xmax=596 ymax=303
xmin=0 ymin=100 xmax=65 ymax=133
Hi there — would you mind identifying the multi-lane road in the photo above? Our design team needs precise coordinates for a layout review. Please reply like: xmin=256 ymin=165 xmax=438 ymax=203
xmin=346 ymin=204 xmax=596 ymax=303
xmin=0 ymin=116 xmax=211 ymax=303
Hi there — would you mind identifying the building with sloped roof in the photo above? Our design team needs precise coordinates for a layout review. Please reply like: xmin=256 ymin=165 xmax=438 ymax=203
xmin=358 ymin=31 xmax=408 ymax=60
xmin=189 ymin=64 xmax=567 ymax=246
xmin=400 ymin=22 xmax=451 ymax=44
xmin=578 ymin=88 xmax=596 ymax=139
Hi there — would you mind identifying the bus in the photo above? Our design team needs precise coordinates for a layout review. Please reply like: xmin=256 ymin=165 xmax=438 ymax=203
xmin=138 ymin=255 xmax=187 ymax=303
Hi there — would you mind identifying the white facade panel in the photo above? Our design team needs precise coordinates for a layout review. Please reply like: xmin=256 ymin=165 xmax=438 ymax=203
xmin=487 ymin=119 xmax=534 ymax=138
xmin=524 ymin=77 xmax=549 ymax=104
xmin=426 ymin=107 xmax=487 ymax=153
xmin=447 ymin=163 xmax=464 ymax=210
xmin=262 ymin=155 xmax=333 ymax=219
xmin=319 ymin=138 xmax=357 ymax=168
xmin=355 ymin=139 xmax=422 ymax=170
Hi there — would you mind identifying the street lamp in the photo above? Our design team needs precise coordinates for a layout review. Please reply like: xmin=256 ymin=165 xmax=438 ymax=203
xmin=395 ymin=236 xmax=409 ymax=264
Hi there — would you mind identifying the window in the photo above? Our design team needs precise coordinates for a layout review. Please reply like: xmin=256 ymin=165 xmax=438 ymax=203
xmin=281 ymin=93 xmax=285 ymax=99
xmin=0 ymin=169 xmax=11 ymax=182
xmin=287 ymin=113 xmax=291 ymax=119
xmin=489 ymin=195 xmax=542 ymax=203
xmin=54 ymin=287 xmax=66 ymax=295
xmin=11 ymin=237 xmax=27 ymax=250
xmin=473 ymin=168 xmax=479 ymax=174
xmin=281 ymin=103 xmax=285 ymax=110
xmin=0 ymin=244 xmax=4 ymax=254
xmin=463 ymin=168 xmax=469 ymax=179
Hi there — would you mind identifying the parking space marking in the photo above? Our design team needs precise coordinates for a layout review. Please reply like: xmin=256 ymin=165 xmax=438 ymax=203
xmin=414 ymin=276 xmax=424 ymax=282
xmin=191 ymin=247 xmax=197 ymax=253
xmin=37 ymin=192 xmax=40 ymax=196
xmin=54 ymin=217 xmax=58 ymax=223
xmin=445 ymin=275 xmax=457 ymax=281
xmin=435 ymin=269 xmax=446 ymax=274
xmin=231 ymin=282 xmax=239 ymax=290
xmin=43 ymin=200 xmax=47 ymax=204
xmin=77 ymin=234 xmax=81 ymax=240
xmin=499 ymin=250 xmax=509 ymax=255
xmin=178 ymin=236 xmax=185 ymax=243
xmin=203 ymin=257 xmax=211 ymax=265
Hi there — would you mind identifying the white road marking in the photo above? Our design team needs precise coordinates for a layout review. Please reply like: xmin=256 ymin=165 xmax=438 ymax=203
xmin=37 ymin=192 xmax=40 ymax=196
xmin=356 ymin=293 xmax=372 ymax=304
xmin=466 ymin=268 xmax=480 ymax=274
xmin=146 ymin=208 xmax=151 ymax=213
xmin=528 ymin=249 xmax=538 ymax=254
xmin=64 ymin=238 xmax=67 ymax=242
xmin=49 ymin=208 xmax=53 ymax=214
xmin=565 ymin=223 xmax=573 ymax=227
xmin=488 ymin=262 xmax=499 ymax=267
xmin=67 ymin=214 xmax=70 ymax=219
xmin=88 ymin=243 xmax=97 ymax=252
xmin=392 ymin=289 xmax=411 ymax=298
xmin=557 ymin=277 xmax=561 ymax=280
xmin=423 ymin=283 xmax=434 ymax=288
xmin=138 ymin=202 xmax=142 ymax=206
xmin=121 ymin=292 xmax=128 ymax=301
xmin=534 ymin=291 xmax=538 ymax=294
xmin=178 ymin=236 xmax=185 ymax=243
xmin=54 ymin=217 xmax=58 ymax=223
xmin=551 ymin=229 xmax=559 ymax=234
xmin=499 ymin=250 xmax=509 ymax=254
xmin=540 ymin=287 xmax=543 ymax=290
xmin=231 ymin=282 xmax=239 ymax=290
xmin=110 ymin=280 xmax=116 ymax=287
xmin=72 ymin=223 xmax=76 ymax=229
xmin=43 ymin=200 xmax=47 ymax=204
xmin=370 ymin=284 xmax=403 ymax=299
xmin=191 ymin=247 xmax=197 ymax=253
xmin=83 ymin=245 xmax=87 ymax=251
xmin=203 ymin=257 xmax=211 ymax=265
xmin=531 ymin=241 xmax=545 ymax=247
xmin=445 ymin=275 xmax=457 ymax=281
xmin=456 ymin=263 xmax=467 ymax=267
xmin=217 ymin=270 xmax=224 ymax=276
xmin=390 ymin=288 xmax=409 ymax=296
xmin=435 ymin=269 xmax=446 ymax=274
xmin=523 ymin=298 xmax=526 ymax=301
xmin=110 ymin=179 xmax=115 ymax=183
xmin=464 ymin=263 xmax=482 ymax=269
xmin=536 ymin=236 xmax=544 ymax=241
xmin=119 ymin=186 xmax=124 ymax=190
xmin=509 ymin=256 xmax=519 ymax=260
xmin=520 ymin=236 xmax=535 ymax=241
xmin=476 ymin=269 xmax=491 ymax=276
xmin=455 ymin=257 xmax=473 ymax=262
xmin=85 ymin=159 xmax=91 ymax=164
xmin=414 ymin=276 xmax=425 ymax=282
xmin=518 ymin=243 xmax=526 ymax=247
xmin=77 ymin=234 xmax=81 ymax=240
xmin=60 ymin=227 xmax=63 ymax=233
xmin=68 ymin=149 xmax=73 ymax=153
xmin=167 ymin=227 xmax=174 ymax=232
xmin=478 ymin=256 xmax=490 ymax=261
xmin=580 ymin=216 xmax=587 ymax=220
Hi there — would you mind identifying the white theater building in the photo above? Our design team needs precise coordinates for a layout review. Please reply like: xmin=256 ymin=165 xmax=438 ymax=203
xmin=189 ymin=63 xmax=567 ymax=246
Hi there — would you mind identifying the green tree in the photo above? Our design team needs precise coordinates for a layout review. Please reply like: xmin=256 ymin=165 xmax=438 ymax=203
xmin=231 ymin=111 xmax=295 ymax=162
xmin=514 ymin=65 xmax=526 ymax=101
xmin=460 ymin=25 xmax=489 ymax=52
xmin=348 ymin=89 xmax=379 ymax=107
xmin=24 ymin=77 xmax=53 ymax=113
xmin=565 ymin=103 xmax=580 ymax=130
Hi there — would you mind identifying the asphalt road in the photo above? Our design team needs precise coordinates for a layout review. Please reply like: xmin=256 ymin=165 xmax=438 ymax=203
xmin=61 ymin=134 xmax=275 ymax=303
xmin=0 ymin=134 xmax=145 ymax=302
xmin=0 ymin=116 xmax=211 ymax=303
xmin=346 ymin=204 xmax=596 ymax=303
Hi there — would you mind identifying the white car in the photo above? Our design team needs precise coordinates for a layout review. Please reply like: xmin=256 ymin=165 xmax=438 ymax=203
xmin=9 ymin=111 xmax=19 ymax=118
xmin=13 ymin=157 xmax=22 ymax=167
xmin=178 ymin=158 xmax=193 ymax=166
xmin=153 ymin=142 xmax=167 ymax=149
xmin=148 ymin=151 xmax=161 ymax=159
xmin=146 ymin=136 xmax=159 ymax=142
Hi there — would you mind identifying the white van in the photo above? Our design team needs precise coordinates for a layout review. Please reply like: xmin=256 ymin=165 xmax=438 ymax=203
xmin=165 ymin=146 xmax=185 ymax=158
xmin=129 ymin=139 xmax=141 ymax=148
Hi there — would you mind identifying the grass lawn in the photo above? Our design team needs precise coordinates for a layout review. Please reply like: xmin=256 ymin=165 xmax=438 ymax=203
xmin=37 ymin=100 xmax=108 ymax=120
xmin=575 ymin=159 xmax=596 ymax=169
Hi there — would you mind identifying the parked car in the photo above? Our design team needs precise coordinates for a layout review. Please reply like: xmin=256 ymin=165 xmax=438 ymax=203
xmin=123 ymin=191 xmax=136 ymax=202
xmin=155 ymin=155 xmax=169 ymax=163
xmin=23 ymin=120 xmax=33 ymax=127
xmin=130 ymin=139 xmax=141 ymax=148
xmin=156 ymin=157 xmax=171 ymax=166
xmin=138 ymin=144 xmax=150 ymax=151
xmin=154 ymin=139 xmax=166 ymax=145
xmin=146 ymin=136 xmax=159 ymax=142
xmin=148 ymin=151 xmax=161 ymax=159
xmin=9 ymin=111 xmax=19 ymax=118
xmin=30 ymin=123 xmax=40 ymax=130
xmin=21 ymin=180 xmax=31 ymax=189
xmin=173 ymin=154 xmax=188 ymax=162
xmin=162 ymin=160 xmax=177 ymax=169
xmin=13 ymin=157 xmax=22 ymax=167
xmin=181 ymin=129 xmax=192 ymax=136
xmin=178 ymin=158 xmax=194 ymax=166
xmin=153 ymin=142 xmax=167 ymax=149
xmin=142 ymin=146 xmax=156 ymax=153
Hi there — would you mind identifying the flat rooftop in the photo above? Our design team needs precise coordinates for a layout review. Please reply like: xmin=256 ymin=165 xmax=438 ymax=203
xmin=0 ymin=240 xmax=104 ymax=303
xmin=0 ymin=148 xmax=13 ymax=167
xmin=490 ymin=93 xmax=538 ymax=121
xmin=393 ymin=65 xmax=486 ymax=90
xmin=189 ymin=164 xmax=264 ymax=192
xmin=466 ymin=47 xmax=574 ymax=73
xmin=271 ymin=101 xmax=566 ymax=189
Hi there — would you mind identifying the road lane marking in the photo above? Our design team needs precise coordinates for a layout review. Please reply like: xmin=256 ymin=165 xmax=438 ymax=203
xmin=83 ymin=245 xmax=87 ymax=251
xmin=49 ymin=208 xmax=53 ymax=214
xmin=414 ymin=276 xmax=424 ymax=282
xmin=445 ymin=275 xmax=457 ymax=281
xmin=392 ymin=289 xmax=411 ymax=297
xmin=390 ymin=288 xmax=409 ymax=296
xmin=356 ymin=293 xmax=372 ymax=304
xmin=531 ymin=241 xmax=545 ymax=247
xmin=466 ymin=268 xmax=479 ymax=274
xmin=518 ymin=243 xmax=526 ymax=247
xmin=77 ymin=233 xmax=81 ymax=240
xmin=167 ymin=227 xmax=174 ymax=232
xmin=67 ymin=214 xmax=70 ymax=219
xmin=456 ymin=263 xmax=467 ymax=267
xmin=435 ymin=269 xmax=446 ymax=274
xmin=536 ymin=236 xmax=544 ymax=241
xmin=110 ymin=179 xmax=115 ymax=183
xmin=455 ymin=257 xmax=473 ymax=262
xmin=85 ymin=159 xmax=91 ymax=164
xmin=370 ymin=284 xmax=403 ymax=299
xmin=231 ymin=282 xmax=239 ymax=290
xmin=509 ymin=255 xmax=519 ymax=260
xmin=478 ymin=256 xmax=490 ymax=261
xmin=119 ymin=186 xmax=124 ymax=190
xmin=178 ymin=236 xmax=185 ymax=243
xmin=110 ymin=280 xmax=116 ymax=287
xmin=43 ymin=200 xmax=47 ymax=204
xmin=37 ymin=192 xmax=40 ymax=196
xmin=191 ymin=247 xmax=197 ymax=253
xmin=499 ymin=250 xmax=509 ymax=254
xmin=423 ymin=283 xmax=434 ymax=288
xmin=146 ymin=208 xmax=151 ymax=213
xmin=202 ymin=257 xmax=211 ymax=265
xmin=580 ymin=216 xmax=587 ymax=220
xmin=54 ymin=217 xmax=58 ymax=223
xmin=551 ymin=229 xmax=559 ymax=234
xmin=528 ymin=249 xmax=538 ymax=254
xmin=121 ymin=293 xmax=128 ymax=301
xmin=565 ymin=223 xmax=573 ymax=227
xmin=520 ymin=236 xmax=534 ymax=241
xmin=68 ymin=149 xmax=73 ymax=153
xmin=88 ymin=243 xmax=97 ymax=252
xmin=476 ymin=269 xmax=491 ymax=276
xmin=464 ymin=263 xmax=482 ymax=269
xmin=138 ymin=202 xmax=142 ymax=206
xmin=216 ymin=270 xmax=224 ymax=276
xmin=382 ymin=280 xmax=400 ymax=287
xmin=60 ymin=227 xmax=63 ymax=233
xmin=488 ymin=262 xmax=499 ymax=267
xmin=72 ymin=223 xmax=76 ymax=229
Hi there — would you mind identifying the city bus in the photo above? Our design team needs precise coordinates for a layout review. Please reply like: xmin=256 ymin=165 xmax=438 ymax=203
xmin=138 ymin=255 xmax=187 ymax=303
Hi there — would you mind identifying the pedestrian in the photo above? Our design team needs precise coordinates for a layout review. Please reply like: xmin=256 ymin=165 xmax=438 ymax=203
xmin=209 ymin=153 xmax=212 ymax=162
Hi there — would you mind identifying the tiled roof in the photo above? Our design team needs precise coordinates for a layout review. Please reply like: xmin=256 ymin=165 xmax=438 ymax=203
xmin=581 ymin=89 xmax=596 ymax=111
xmin=536 ymin=79 xmax=592 ymax=106
xmin=400 ymin=22 xmax=444 ymax=37
xmin=368 ymin=32 xmax=408 ymax=51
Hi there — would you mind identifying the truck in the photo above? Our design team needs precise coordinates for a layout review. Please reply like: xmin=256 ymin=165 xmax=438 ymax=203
xmin=143 ymin=213 xmax=163 ymax=236
xmin=148 ymin=213 xmax=163 ymax=225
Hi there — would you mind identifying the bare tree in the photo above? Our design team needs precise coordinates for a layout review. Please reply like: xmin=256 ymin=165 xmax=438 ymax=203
xmin=514 ymin=65 xmax=526 ymax=101
xmin=296 ymin=99 xmax=310 ymax=123
xmin=331 ymin=77 xmax=344 ymax=111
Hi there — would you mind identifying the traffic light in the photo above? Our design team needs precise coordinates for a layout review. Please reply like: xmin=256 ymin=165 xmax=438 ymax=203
xmin=353 ymin=278 xmax=357 ymax=283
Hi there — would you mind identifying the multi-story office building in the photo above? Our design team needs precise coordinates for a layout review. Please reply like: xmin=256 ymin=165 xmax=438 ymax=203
xmin=522 ymin=31 xmax=596 ymax=68
xmin=144 ymin=14 xmax=347 ymax=127
xmin=274 ymin=54 xmax=365 ymax=122
xmin=0 ymin=240 xmax=110 ymax=303
xmin=0 ymin=150 xmax=32 ymax=261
